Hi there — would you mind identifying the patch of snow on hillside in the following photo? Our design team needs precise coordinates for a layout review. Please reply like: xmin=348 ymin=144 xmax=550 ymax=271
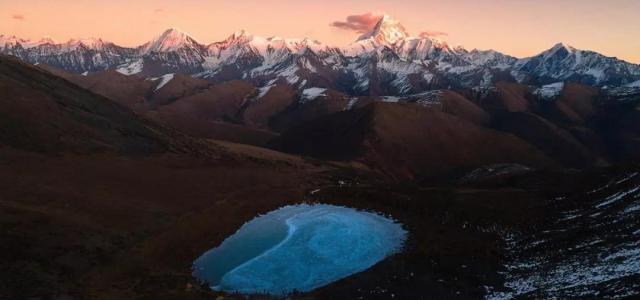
xmin=116 ymin=59 xmax=143 ymax=75
xmin=487 ymin=175 xmax=640 ymax=299
xmin=534 ymin=82 xmax=565 ymax=99
xmin=435 ymin=62 xmax=477 ymax=75
xmin=278 ymin=66 xmax=300 ymax=85
xmin=155 ymin=73 xmax=174 ymax=91
xmin=626 ymin=80 xmax=640 ymax=88
xmin=302 ymin=59 xmax=317 ymax=73
xmin=345 ymin=98 xmax=359 ymax=110
xmin=595 ymin=185 xmax=640 ymax=209
xmin=301 ymin=87 xmax=327 ymax=103
xmin=256 ymin=80 xmax=277 ymax=100
xmin=415 ymin=91 xmax=443 ymax=107
xmin=381 ymin=96 xmax=400 ymax=103
xmin=257 ymin=85 xmax=274 ymax=99
xmin=510 ymin=70 xmax=528 ymax=83
xmin=423 ymin=72 xmax=434 ymax=82
xmin=584 ymin=68 xmax=606 ymax=83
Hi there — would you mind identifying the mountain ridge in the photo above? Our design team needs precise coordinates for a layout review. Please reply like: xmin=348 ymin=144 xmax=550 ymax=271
xmin=2 ymin=15 xmax=639 ymax=92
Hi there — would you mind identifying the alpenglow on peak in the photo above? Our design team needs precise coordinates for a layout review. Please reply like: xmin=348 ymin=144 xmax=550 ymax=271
xmin=357 ymin=14 xmax=410 ymax=45
xmin=141 ymin=28 xmax=201 ymax=53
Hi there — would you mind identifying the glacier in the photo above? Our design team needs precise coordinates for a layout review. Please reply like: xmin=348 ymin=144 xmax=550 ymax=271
xmin=192 ymin=204 xmax=407 ymax=295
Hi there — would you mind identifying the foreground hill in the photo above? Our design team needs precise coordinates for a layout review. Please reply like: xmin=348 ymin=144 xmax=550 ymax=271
xmin=272 ymin=102 xmax=553 ymax=180
xmin=43 ymin=67 xmax=361 ymax=145
xmin=0 ymin=54 xmax=350 ymax=299
xmin=0 ymin=55 xmax=176 ymax=154
xmin=40 ymin=66 xmax=278 ymax=146
xmin=492 ymin=112 xmax=605 ymax=168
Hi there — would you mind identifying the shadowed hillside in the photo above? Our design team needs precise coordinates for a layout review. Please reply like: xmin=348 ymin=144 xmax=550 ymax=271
xmin=0 ymin=55 xmax=175 ymax=154
xmin=272 ymin=102 xmax=553 ymax=180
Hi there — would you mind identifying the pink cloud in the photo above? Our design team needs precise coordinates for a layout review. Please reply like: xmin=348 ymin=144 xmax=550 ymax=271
xmin=419 ymin=31 xmax=448 ymax=38
xmin=154 ymin=8 xmax=164 ymax=13
xmin=330 ymin=12 xmax=383 ymax=33
xmin=11 ymin=14 xmax=25 ymax=21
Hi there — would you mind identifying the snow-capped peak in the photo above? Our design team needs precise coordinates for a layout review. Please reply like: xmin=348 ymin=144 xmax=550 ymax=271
xmin=2 ymin=22 xmax=639 ymax=89
xmin=344 ymin=14 xmax=461 ymax=60
xmin=209 ymin=31 xmax=326 ymax=56
xmin=213 ymin=30 xmax=255 ymax=49
xmin=0 ymin=35 xmax=60 ymax=49
xmin=18 ymin=37 xmax=58 ymax=49
xmin=36 ymin=37 xmax=57 ymax=45
xmin=357 ymin=14 xmax=409 ymax=45
xmin=0 ymin=35 xmax=28 ymax=48
xmin=230 ymin=30 xmax=251 ymax=40
xmin=554 ymin=42 xmax=576 ymax=52
xmin=277 ymin=37 xmax=325 ymax=53
xmin=62 ymin=37 xmax=108 ymax=51
xmin=141 ymin=28 xmax=202 ymax=53
xmin=543 ymin=42 xmax=577 ymax=58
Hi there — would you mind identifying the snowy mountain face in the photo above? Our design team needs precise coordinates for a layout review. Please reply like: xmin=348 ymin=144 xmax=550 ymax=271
xmin=1 ymin=34 xmax=134 ymax=73
xmin=137 ymin=28 xmax=207 ymax=74
xmin=198 ymin=31 xmax=355 ymax=96
xmin=513 ymin=43 xmax=640 ymax=86
xmin=353 ymin=15 xmax=410 ymax=49
xmin=0 ymin=35 xmax=31 ymax=49
xmin=141 ymin=28 xmax=203 ymax=54
xmin=339 ymin=15 xmax=523 ymax=93
xmin=2 ymin=16 xmax=639 ymax=94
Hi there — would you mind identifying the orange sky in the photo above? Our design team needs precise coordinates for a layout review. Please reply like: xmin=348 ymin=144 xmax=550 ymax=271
xmin=1 ymin=0 xmax=639 ymax=63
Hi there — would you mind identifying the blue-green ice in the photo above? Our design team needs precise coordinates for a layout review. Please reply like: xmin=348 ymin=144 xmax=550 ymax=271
xmin=192 ymin=204 xmax=407 ymax=295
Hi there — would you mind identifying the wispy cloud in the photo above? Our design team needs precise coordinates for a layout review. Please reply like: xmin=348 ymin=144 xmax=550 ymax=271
xmin=154 ymin=8 xmax=164 ymax=13
xmin=330 ymin=12 xmax=383 ymax=33
xmin=11 ymin=14 xmax=25 ymax=21
xmin=419 ymin=31 xmax=448 ymax=38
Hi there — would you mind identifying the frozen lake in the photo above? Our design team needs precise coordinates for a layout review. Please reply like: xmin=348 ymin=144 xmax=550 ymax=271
xmin=192 ymin=204 xmax=407 ymax=295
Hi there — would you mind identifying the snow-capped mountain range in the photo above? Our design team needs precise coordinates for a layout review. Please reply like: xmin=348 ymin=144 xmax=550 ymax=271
xmin=2 ymin=15 xmax=639 ymax=96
